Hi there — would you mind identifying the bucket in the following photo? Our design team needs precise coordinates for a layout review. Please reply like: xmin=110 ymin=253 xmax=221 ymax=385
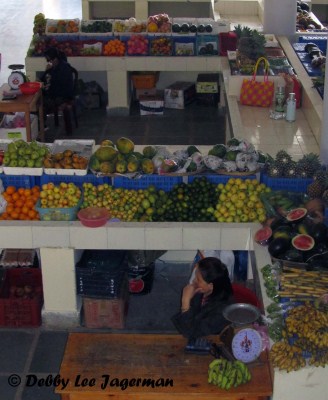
xmin=128 ymin=262 xmax=155 ymax=295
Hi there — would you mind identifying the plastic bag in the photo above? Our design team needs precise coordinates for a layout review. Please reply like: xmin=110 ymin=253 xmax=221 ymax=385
xmin=0 ymin=194 xmax=7 ymax=214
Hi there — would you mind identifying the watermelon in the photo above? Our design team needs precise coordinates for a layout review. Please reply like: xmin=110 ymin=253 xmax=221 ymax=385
xmin=291 ymin=234 xmax=315 ymax=251
xmin=254 ymin=226 xmax=272 ymax=245
xmin=286 ymin=208 xmax=307 ymax=222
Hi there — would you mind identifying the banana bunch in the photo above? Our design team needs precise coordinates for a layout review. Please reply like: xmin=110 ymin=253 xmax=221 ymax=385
xmin=285 ymin=305 xmax=328 ymax=349
xmin=270 ymin=341 xmax=306 ymax=372
xmin=208 ymin=357 xmax=251 ymax=390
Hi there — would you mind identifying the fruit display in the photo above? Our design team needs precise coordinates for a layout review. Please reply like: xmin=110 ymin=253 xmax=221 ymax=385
xmin=81 ymin=182 xmax=161 ymax=222
xmin=212 ymin=178 xmax=269 ymax=223
xmin=265 ymin=150 xmax=323 ymax=179
xmin=147 ymin=14 xmax=171 ymax=34
xmin=103 ymin=39 xmax=126 ymax=56
xmin=46 ymin=19 xmax=80 ymax=34
xmin=172 ymin=20 xmax=214 ymax=35
xmin=270 ymin=304 xmax=328 ymax=371
xmin=90 ymin=137 xmax=154 ymax=175
xmin=3 ymin=140 xmax=50 ymax=169
xmin=208 ymin=358 xmax=251 ymax=390
xmin=81 ymin=20 xmax=113 ymax=34
xmin=37 ymin=182 xmax=82 ymax=221
xmin=43 ymin=149 xmax=89 ymax=171
xmin=296 ymin=1 xmax=323 ymax=31
xmin=113 ymin=19 xmax=147 ymax=33
xmin=46 ymin=37 xmax=83 ymax=57
xmin=0 ymin=185 xmax=40 ymax=221
xmin=149 ymin=37 xmax=172 ymax=56
xmin=126 ymin=35 xmax=149 ymax=55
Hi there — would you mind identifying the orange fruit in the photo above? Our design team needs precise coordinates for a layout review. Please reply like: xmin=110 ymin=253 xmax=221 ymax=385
xmin=11 ymin=211 xmax=19 ymax=219
xmin=28 ymin=209 xmax=37 ymax=219
xmin=6 ymin=186 xmax=16 ymax=195
xmin=21 ymin=206 xmax=29 ymax=215
xmin=26 ymin=199 xmax=35 ymax=209
xmin=12 ymin=192 xmax=20 ymax=202
xmin=15 ymin=199 xmax=24 ymax=209
xmin=24 ymin=189 xmax=32 ymax=197
xmin=18 ymin=188 xmax=25 ymax=195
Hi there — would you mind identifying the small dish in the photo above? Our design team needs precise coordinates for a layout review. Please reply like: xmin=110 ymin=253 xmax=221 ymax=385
xmin=223 ymin=303 xmax=261 ymax=326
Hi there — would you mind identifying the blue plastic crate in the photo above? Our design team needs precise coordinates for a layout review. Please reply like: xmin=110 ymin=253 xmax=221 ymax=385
xmin=196 ymin=35 xmax=219 ymax=56
xmin=172 ymin=35 xmax=196 ymax=56
xmin=298 ymin=36 xmax=327 ymax=52
xmin=0 ymin=174 xmax=38 ymax=189
xmin=292 ymin=42 xmax=307 ymax=52
xmin=112 ymin=175 xmax=183 ymax=191
xmin=149 ymin=36 xmax=173 ymax=56
xmin=40 ymin=173 xmax=111 ymax=189
xmin=188 ymin=174 xmax=256 ymax=185
xmin=260 ymin=174 xmax=313 ymax=192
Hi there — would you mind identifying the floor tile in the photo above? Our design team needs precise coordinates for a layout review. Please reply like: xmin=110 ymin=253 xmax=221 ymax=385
xmin=0 ymin=331 xmax=36 ymax=372
xmin=22 ymin=384 xmax=61 ymax=400
xmin=0 ymin=376 xmax=18 ymax=400
xmin=29 ymin=332 xmax=68 ymax=373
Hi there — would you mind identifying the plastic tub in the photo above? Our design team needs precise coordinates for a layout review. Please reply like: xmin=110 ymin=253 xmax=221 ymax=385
xmin=77 ymin=207 xmax=109 ymax=227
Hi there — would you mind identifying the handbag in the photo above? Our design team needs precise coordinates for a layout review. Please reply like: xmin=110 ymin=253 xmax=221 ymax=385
xmin=240 ymin=57 xmax=274 ymax=107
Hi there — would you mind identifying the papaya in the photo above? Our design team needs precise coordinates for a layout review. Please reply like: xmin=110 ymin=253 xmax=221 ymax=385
xmin=99 ymin=161 xmax=115 ymax=174
xmin=143 ymin=145 xmax=157 ymax=159
xmin=116 ymin=137 xmax=134 ymax=154
xmin=95 ymin=146 xmax=118 ymax=162
xmin=116 ymin=160 xmax=127 ymax=173
xmin=89 ymin=154 xmax=101 ymax=171
xmin=141 ymin=158 xmax=155 ymax=174
xmin=100 ymin=139 xmax=114 ymax=147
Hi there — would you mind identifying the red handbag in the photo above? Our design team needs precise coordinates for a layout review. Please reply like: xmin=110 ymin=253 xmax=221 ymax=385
xmin=240 ymin=57 xmax=274 ymax=107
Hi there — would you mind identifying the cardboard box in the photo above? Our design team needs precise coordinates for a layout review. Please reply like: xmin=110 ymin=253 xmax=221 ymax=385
xmin=139 ymin=93 xmax=164 ymax=115
xmin=83 ymin=278 xmax=129 ymax=329
xmin=135 ymin=87 xmax=157 ymax=100
xmin=196 ymin=73 xmax=220 ymax=94
xmin=164 ymin=81 xmax=196 ymax=109
xmin=0 ymin=113 xmax=38 ymax=141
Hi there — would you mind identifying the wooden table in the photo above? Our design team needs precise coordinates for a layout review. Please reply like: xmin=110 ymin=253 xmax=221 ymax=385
xmin=56 ymin=333 xmax=273 ymax=400
xmin=0 ymin=85 xmax=45 ymax=142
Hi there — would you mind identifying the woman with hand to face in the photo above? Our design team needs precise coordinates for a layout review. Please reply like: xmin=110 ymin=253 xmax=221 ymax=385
xmin=172 ymin=257 xmax=234 ymax=340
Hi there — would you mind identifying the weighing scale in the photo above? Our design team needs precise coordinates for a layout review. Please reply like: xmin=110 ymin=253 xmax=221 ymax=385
xmin=7 ymin=64 xmax=27 ymax=90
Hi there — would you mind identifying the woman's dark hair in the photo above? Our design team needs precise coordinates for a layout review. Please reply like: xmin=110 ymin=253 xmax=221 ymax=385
xmin=44 ymin=47 xmax=67 ymax=62
xmin=198 ymin=257 xmax=233 ymax=301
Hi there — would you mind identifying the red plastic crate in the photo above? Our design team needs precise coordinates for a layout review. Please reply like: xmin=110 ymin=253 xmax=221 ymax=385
xmin=0 ymin=268 xmax=43 ymax=327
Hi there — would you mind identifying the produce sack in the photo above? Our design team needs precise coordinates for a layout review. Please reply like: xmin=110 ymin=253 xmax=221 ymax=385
xmin=240 ymin=57 xmax=274 ymax=107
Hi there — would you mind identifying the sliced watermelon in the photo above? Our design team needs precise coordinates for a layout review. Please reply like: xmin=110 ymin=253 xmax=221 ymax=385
xmin=254 ymin=226 xmax=272 ymax=245
xmin=291 ymin=234 xmax=315 ymax=251
xmin=286 ymin=208 xmax=307 ymax=222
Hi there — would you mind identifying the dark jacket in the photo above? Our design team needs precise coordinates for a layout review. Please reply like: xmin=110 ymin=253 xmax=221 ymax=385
xmin=42 ymin=60 xmax=74 ymax=100
xmin=171 ymin=293 xmax=234 ymax=340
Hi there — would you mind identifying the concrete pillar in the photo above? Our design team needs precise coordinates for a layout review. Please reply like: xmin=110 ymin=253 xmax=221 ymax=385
xmin=320 ymin=34 xmax=328 ymax=165
xmin=263 ymin=0 xmax=297 ymax=40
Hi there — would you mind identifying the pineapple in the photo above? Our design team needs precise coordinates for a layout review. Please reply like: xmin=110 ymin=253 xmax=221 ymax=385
xmin=283 ymin=160 xmax=298 ymax=178
xmin=307 ymin=170 xmax=328 ymax=199
xmin=275 ymin=150 xmax=292 ymax=166
xmin=296 ymin=153 xmax=322 ymax=178
xmin=267 ymin=161 xmax=284 ymax=178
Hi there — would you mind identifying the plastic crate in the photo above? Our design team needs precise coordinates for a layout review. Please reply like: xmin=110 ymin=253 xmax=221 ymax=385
xmin=123 ymin=35 xmax=149 ymax=56
xmin=173 ymin=36 xmax=196 ymax=56
xmin=131 ymin=72 xmax=159 ymax=89
xmin=260 ymin=174 xmax=313 ymax=192
xmin=149 ymin=36 xmax=173 ymax=56
xmin=0 ymin=174 xmax=38 ymax=189
xmin=0 ymin=268 xmax=43 ymax=327
xmin=40 ymin=173 xmax=111 ymax=189
xmin=188 ymin=174 xmax=256 ymax=185
xmin=298 ymin=36 xmax=327 ymax=52
xmin=35 ymin=198 xmax=82 ymax=221
xmin=112 ymin=174 xmax=183 ymax=191
xmin=196 ymin=35 xmax=219 ymax=56
xmin=76 ymin=250 xmax=128 ymax=298
xmin=82 ymin=278 xmax=129 ymax=329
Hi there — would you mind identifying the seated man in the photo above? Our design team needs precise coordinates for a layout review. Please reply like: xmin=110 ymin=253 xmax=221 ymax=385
xmin=41 ymin=47 xmax=74 ymax=125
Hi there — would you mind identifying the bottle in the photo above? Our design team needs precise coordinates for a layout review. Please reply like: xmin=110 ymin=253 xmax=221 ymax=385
xmin=275 ymin=86 xmax=285 ymax=112
xmin=286 ymin=93 xmax=296 ymax=122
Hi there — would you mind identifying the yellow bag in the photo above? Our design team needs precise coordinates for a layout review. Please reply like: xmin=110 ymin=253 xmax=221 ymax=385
xmin=240 ymin=57 xmax=274 ymax=107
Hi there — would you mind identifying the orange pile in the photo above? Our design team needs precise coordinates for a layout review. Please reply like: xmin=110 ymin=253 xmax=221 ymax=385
xmin=0 ymin=185 xmax=41 ymax=221
xmin=103 ymin=39 xmax=126 ymax=56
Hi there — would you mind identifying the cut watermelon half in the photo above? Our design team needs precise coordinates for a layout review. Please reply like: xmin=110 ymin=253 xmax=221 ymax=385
xmin=291 ymin=234 xmax=315 ymax=251
xmin=254 ymin=226 xmax=272 ymax=246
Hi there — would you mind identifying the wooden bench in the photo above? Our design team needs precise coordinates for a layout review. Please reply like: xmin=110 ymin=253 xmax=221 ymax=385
xmin=56 ymin=333 xmax=273 ymax=400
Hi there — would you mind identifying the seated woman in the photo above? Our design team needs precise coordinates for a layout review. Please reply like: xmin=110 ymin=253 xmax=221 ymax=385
xmin=41 ymin=47 xmax=74 ymax=124
xmin=171 ymin=257 xmax=234 ymax=340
